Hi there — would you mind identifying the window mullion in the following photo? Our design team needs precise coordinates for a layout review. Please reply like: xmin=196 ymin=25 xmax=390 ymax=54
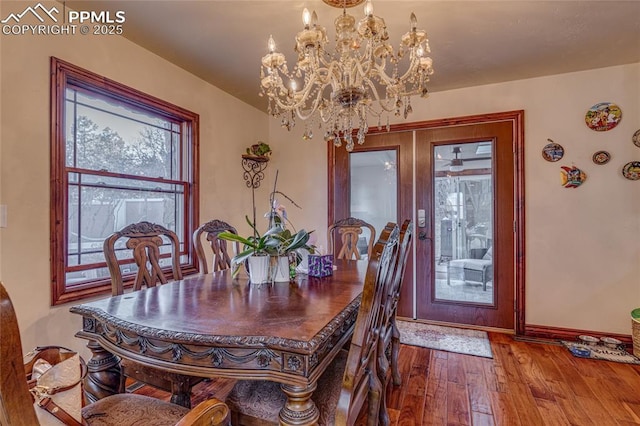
xmin=76 ymin=172 xmax=82 ymax=267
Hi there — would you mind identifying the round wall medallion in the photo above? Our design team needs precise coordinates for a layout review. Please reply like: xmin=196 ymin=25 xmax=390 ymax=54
xmin=633 ymin=129 xmax=640 ymax=147
xmin=585 ymin=102 xmax=622 ymax=131
xmin=622 ymin=161 xmax=640 ymax=181
xmin=592 ymin=151 xmax=611 ymax=165
xmin=542 ymin=140 xmax=564 ymax=162
xmin=560 ymin=166 xmax=587 ymax=188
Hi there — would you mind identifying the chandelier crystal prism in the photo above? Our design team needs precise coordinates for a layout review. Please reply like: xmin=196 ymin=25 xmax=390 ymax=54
xmin=259 ymin=0 xmax=434 ymax=151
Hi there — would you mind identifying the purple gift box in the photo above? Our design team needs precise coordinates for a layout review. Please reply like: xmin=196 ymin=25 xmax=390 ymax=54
xmin=308 ymin=254 xmax=333 ymax=277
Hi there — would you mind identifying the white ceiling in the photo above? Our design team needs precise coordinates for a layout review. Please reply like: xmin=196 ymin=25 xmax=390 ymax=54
xmin=65 ymin=1 xmax=640 ymax=112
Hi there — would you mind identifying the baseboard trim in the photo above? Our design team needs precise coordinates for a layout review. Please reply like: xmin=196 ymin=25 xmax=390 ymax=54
xmin=524 ymin=324 xmax=633 ymax=347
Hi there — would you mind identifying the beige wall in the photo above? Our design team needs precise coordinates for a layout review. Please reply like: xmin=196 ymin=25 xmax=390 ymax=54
xmin=269 ymin=63 xmax=640 ymax=335
xmin=1 ymin=0 xmax=638 ymax=358
xmin=0 ymin=1 xmax=269 ymax=354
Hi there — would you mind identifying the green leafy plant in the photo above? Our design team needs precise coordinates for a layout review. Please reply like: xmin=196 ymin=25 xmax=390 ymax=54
xmin=245 ymin=141 xmax=272 ymax=157
xmin=218 ymin=216 xmax=280 ymax=265
xmin=271 ymin=226 xmax=313 ymax=257
xmin=218 ymin=216 xmax=313 ymax=276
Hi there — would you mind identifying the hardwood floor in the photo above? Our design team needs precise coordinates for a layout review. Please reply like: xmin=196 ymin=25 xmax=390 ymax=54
xmin=135 ymin=332 xmax=640 ymax=425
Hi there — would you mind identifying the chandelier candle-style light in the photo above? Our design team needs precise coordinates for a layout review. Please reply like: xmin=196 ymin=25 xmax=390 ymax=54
xmin=259 ymin=0 xmax=434 ymax=151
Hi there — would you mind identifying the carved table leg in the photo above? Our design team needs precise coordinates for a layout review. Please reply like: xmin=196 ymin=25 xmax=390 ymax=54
xmin=279 ymin=382 xmax=319 ymax=426
xmin=169 ymin=380 xmax=192 ymax=409
xmin=83 ymin=340 xmax=124 ymax=404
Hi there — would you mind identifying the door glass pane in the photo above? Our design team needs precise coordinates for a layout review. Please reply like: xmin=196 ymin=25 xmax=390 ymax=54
xmin=433 ymin=142 xmax=494 ymax=305
xmin=350 ymin=150 xmax=397 ymax=256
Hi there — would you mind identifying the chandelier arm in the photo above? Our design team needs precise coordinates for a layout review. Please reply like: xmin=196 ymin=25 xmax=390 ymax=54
xmin=294 ymin=90 xmax=325 ymax=121
xmin=371 ymin=58 xmax=400 ymax=87
xmin=370 ymin=61 xmax=423 ymax=99
xmin=268 ymin=68 xmax=323 ymax=111
xmin=361 ymin=78 xmax=398 ymax=114
xmin=317 ymin=49 xmax=334 ymax=70
xmin=295 ymin=107 xmax=320 ymax=121
xmin=396 ymin=61 xmax=422 ymax=86
xmin=351 ymin=58 xmax=373 ymax=88
xmin=368 ymin=105 xmax=383 ymax=118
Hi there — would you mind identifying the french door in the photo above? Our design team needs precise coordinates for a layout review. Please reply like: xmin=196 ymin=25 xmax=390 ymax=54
xmin=329 ymin=112 xmax=524 ymax=331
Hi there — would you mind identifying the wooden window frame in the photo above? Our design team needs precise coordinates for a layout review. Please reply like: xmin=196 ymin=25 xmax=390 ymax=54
xmin=50 ymin=57 xmax=199 ymax=305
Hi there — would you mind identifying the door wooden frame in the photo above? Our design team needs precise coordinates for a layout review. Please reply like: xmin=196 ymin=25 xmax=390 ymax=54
xmin=328 ymin=110 xmax=525 ymax=334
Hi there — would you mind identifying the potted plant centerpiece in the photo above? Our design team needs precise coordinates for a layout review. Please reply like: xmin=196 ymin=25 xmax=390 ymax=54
xmin=217 ymin=217 xmax=279 ymax=284
xmin=218 ymin=172 xmax=313 ymax=283
xmin=267 ymin=211 xmax=313 ymax=282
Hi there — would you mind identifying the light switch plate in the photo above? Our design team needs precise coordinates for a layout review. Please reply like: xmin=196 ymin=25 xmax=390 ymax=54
xmin=0 ymin=205 xmax=7 ymax=228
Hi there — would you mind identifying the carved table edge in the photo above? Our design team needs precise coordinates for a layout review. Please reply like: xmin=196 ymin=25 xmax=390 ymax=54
xmin=70 ymin=295 xmax=361 ymax=353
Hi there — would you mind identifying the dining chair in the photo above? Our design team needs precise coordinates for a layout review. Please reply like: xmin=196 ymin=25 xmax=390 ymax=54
xmin=103 ymin=221 xmax=200 ymax=408
xmin=327 ymin=217 xmax=376 ymax=260
xmin=193 ymin=219 xmax=240 ymax=274
xmin=377 ymin=219 xmax=413 ymax=426
xmin=0 ymin=282 xmax=231 ymax=426
xmin=224 ymin=224 xmax=400 ymax=426
xmin=103 ymin=221 xmax=183 ymax=296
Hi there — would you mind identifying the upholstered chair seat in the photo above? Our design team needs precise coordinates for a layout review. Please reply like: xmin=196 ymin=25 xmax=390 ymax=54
xmin=226 ymin=350 xmax=348 ymax=425
xmin=83 ymin=394 xmax=190 ymax=425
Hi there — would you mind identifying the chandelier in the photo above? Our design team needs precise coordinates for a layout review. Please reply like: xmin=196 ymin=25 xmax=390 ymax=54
xmin=259 ymin=0 xmax=434 ymax=151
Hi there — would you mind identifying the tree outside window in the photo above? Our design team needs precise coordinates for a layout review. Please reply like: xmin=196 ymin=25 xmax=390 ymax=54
xmin=51 ymin=58 xmax=199 ymax=305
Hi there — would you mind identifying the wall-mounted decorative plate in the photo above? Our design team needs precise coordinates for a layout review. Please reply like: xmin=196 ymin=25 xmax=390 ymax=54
xmin=622 ymin=161 xmax=640 ymax=181
xmin=585 ymin=102 xmax=622 ymax=131
xmin=633 ymin=129 xmax=640 ymax=147
xmin=592 ymin=150 xmax=611 ymax=165
xmin=561 ymin=166 xmax=587 ymax=188
xmin=542 ymin=140 xmax=564 ymax=162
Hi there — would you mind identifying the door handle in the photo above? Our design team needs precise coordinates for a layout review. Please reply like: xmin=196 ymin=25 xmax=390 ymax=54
xmin=418 ymin=231 xmax=432 ymax=241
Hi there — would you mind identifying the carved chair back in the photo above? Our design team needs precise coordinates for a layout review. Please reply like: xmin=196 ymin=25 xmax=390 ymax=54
xmin=377 ymin=219 xmax=413 ymax=425
xmin=193 ymin=220 xmax=240 ymax=274
xmin=103 ymin=221 xmax=182 ymax=296
xmin=387 ymin=220 xmax=413 ymax=319
xmin=328 ymin=217 xmax=376 ymax=260
xmin=335 ymin=222 xmax=399 ymax=425
xmin=0 ymin=282 xmax=40 ymax=426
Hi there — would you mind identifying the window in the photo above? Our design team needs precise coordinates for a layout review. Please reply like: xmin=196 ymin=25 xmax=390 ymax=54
xmin=50 ymin=57 xmax=199 ymax=305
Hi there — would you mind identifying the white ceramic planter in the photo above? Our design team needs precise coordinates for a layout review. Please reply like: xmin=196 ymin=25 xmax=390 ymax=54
xmin=247 ymin=255 xmax=270 ymax=284
xmin=271 ymin=256 xmax=290 ymax=282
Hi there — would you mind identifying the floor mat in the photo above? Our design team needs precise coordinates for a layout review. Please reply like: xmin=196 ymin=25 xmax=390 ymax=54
xmin=396 ymin=320 xmax=493 ymax=358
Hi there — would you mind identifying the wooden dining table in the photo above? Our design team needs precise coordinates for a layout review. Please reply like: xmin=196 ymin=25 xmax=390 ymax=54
xmin=70 ymin=259 xmax=367 ymax=426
